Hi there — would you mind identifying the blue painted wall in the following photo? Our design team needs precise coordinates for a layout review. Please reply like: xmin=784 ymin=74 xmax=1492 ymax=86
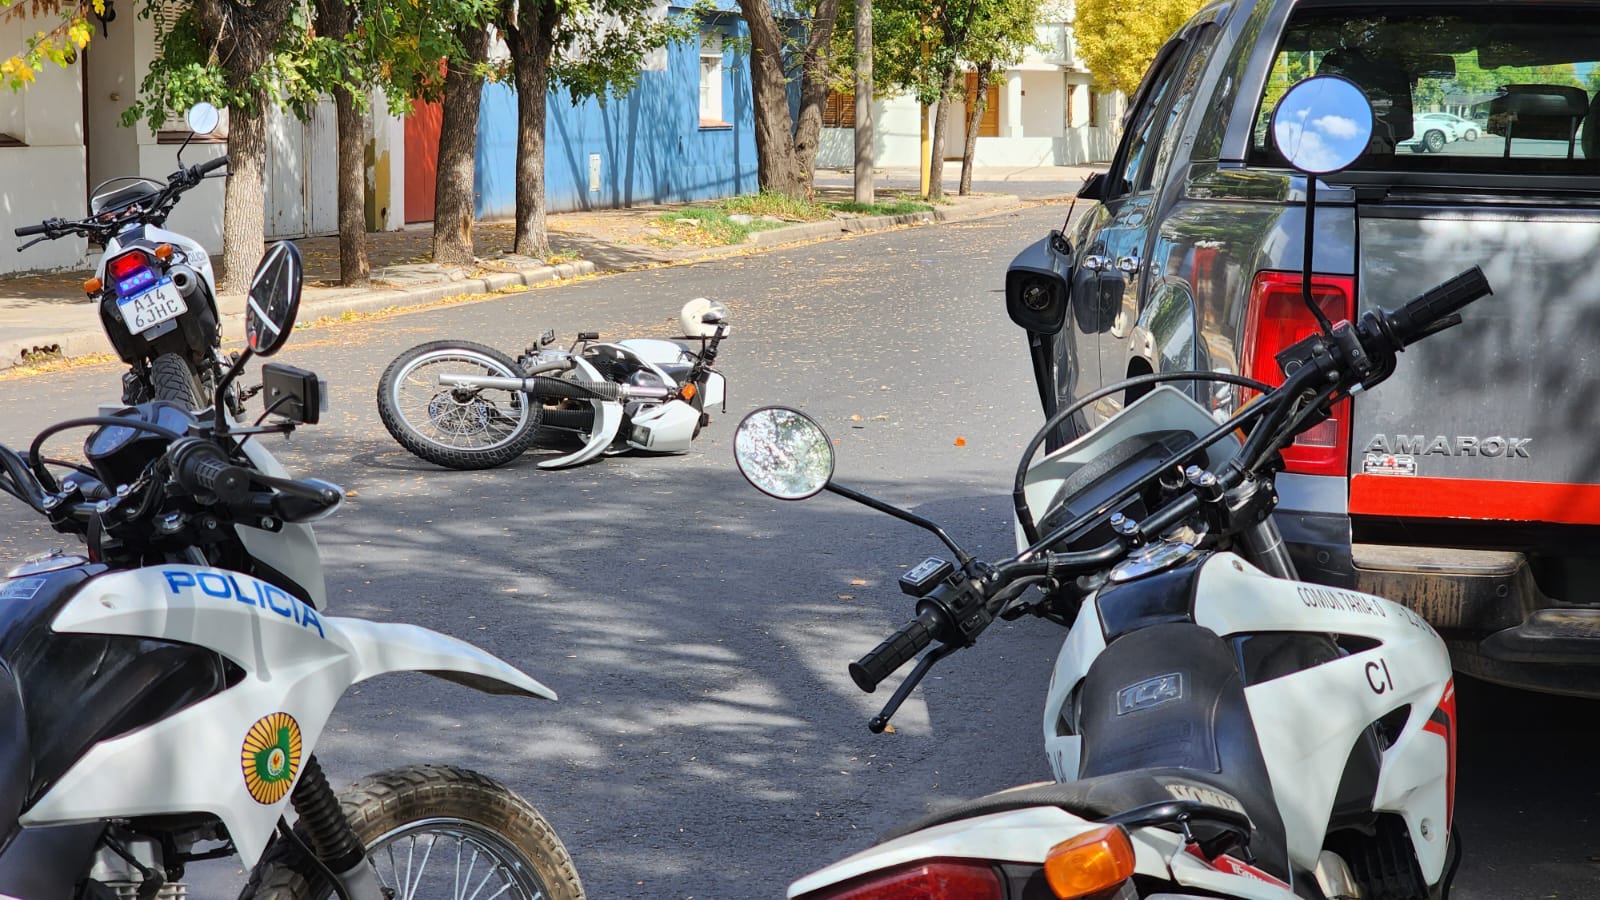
xmin=474 ymin=9 xmax=757 ymax=218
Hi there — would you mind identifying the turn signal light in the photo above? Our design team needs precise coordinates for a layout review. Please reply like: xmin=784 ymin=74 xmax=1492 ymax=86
xmin=1043 ymin=825 xmax=1136 ymax=899
xmin=83 ymin=277 xmax=102 ymax=294
xmin=801 ymin=859 xmax=1004 ymax=900
xmin=679 ymin=383 xmax=698 ymax=402
xmin=153 ymin=243 xmax=175 ymax=261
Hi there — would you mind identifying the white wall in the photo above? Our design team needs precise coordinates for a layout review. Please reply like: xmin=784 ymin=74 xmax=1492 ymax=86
xmin=1020 ymin=71 xmax=1064 ymax=138
xmin=1 ymin=10 xmax=88 ymax=273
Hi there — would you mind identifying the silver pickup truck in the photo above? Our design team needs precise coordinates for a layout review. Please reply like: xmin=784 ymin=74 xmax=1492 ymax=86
xmin=1006 ymin=0 xmax=1600 ymax=695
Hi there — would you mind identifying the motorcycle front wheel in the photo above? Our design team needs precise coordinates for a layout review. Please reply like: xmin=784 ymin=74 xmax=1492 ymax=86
xmin=377 ymin=341 xmax=540 ymax=469
xmin=243 ymin=765 xmax=583 ymax=900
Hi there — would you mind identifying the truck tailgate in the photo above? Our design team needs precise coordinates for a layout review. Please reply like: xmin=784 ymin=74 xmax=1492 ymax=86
xmin=1352 ymin=206 xmax=1600 ymax=524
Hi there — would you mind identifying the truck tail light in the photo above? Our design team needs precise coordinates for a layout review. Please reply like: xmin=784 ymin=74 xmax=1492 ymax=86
xmin=1241 ymin=270 xmax=1355 ymax=477
xmin=798 ymin=859 xmax=1005 ymax=900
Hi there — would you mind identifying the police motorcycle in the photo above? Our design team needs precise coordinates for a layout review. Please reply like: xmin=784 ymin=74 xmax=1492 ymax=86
xmin=376 ymin=298 xmax=730 ymax=469
xmin=13 ymin=103 xmax=237 ymax=413
xmin=739 ymin=79 xmax=1482 ymax=900
xmin=0 ymin=243 xmax=582 ymax=899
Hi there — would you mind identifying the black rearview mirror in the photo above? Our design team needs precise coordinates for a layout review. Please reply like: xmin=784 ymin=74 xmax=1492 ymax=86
xmin=245 ymin=241 xmax=303 ymax=357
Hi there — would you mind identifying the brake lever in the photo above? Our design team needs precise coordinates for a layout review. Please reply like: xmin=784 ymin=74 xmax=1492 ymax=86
xmin=868 ymin=643 xmax=958 ymax=733
xmin=15 ymin=236 xmax=48 ymax=252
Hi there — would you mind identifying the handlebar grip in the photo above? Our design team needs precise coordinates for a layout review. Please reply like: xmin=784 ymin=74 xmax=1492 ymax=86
xmin=14 ymin=223 xmax=48 ymax=237
xmin=1389 ymin=266 xmax=1493 ymax=347
xmin=849 ymin=606 xmax=944 ymax=693
xmin=169 ymin=439 xmax=249 ymax=504
xmin=196 ymin=154 xmax=230 ymax=176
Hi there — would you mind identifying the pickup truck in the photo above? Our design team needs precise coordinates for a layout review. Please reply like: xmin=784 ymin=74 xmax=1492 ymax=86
xmin=1005 ymin=0 xmax=1600 ymax=696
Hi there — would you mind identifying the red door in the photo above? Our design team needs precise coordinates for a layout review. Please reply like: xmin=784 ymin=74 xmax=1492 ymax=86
xmin=404 ymin=99 xmax=442 ymax=223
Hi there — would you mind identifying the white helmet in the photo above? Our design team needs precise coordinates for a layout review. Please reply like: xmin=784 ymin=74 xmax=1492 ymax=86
xmin=679 ymin=298 xmax=730 ymax=338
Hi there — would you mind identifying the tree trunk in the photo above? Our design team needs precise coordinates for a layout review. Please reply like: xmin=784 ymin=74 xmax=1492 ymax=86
xmin=960 ymin=64 xmax=991 ymax=196
xmin=314 ymin=0 xmax=368 ymax=284
xmin=792 ymin=0 xmax=842 ymax=197
xmin=432 ymin=26 xmax=489 ymax=268
xmin=737 ymin=0 xmax=803 ymax=198
xmin=219 ymin=97 xmax=268 ymax=294
xmin=927 ymin=69 xmax=958 ymax=201
xmin=192 ymin=0 xmax=295 ymax=295
xmin=852 ymin=0 xmax=873 ymax=204
xmin=504 ymin=0 xmax=559 ymax=258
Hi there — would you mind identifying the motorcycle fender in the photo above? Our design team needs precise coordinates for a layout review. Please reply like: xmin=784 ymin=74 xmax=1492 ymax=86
xmin=787 ymin=806 xmax=1172 ymax=899
xmin=626 ymin=399 xmax=699 ymax=453
xmin=537 ymin=355 xmax=623 ymax=469
xmin=25 ymin=566 xmax=552 ymax=866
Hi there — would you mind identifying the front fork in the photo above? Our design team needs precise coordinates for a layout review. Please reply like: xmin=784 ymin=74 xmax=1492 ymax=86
xmin=286 ymin=755 xmax=386 ymax=899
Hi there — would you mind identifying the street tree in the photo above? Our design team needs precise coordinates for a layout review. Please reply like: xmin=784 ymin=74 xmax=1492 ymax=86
xmin=1073 ymin=0 xmax=1201 ymax=95
xmin=737 ymin=0 xmax=843 ymax=200
xmin=500 ymin=0 xmax=695 ymax=259
xmin=954 ymin=0 xmax=1043 ymax=195
xmin=1 ymin=0 xmax=95 ymax=89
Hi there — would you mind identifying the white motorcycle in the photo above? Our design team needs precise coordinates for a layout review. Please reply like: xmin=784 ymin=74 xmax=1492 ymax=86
xmin=0 ymin=243 xmax=582 ymax=899
xmin=377 ymin=299 xmax=730 ymax=470
xmin=738 ymin=78 xmax=1484 ymax=900
xmin=13 ymin=103 xmax=238 ymax=413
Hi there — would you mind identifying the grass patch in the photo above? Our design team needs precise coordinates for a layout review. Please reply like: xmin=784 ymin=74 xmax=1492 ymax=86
xmin=825 ymin=199 xmax=934 ymax=216
xmin=653 ymin=207 xmax=794 ymax=247
xmin=718 ymin=191 xmax=831 ymax=222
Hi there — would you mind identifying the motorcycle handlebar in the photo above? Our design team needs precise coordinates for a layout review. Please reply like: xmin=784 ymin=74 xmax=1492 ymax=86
xmin=1383 ymin=266 xmax=1493 ymax=349
xmin=195 ymin=155 xmax=230 ymax=177
xmin=850 ymin=606 xmax=944 ymax=693
xmin=168 ymin=439 xmax=251 ymax=504
xmin=14 ymin=222 xmax=50 ymax=237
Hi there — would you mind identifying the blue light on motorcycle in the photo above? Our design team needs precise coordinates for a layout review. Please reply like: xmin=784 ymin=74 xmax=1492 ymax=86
xmin=107 ymin=251 xmax=157 ymax=297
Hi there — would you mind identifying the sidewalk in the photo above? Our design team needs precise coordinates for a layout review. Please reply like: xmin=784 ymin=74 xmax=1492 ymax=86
xmin=0 ymin=166 xmax=1094 ymax=372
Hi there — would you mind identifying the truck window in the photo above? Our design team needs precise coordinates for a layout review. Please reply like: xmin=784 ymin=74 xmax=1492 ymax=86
xmin=1249 ymin=6 xmax=1600 ymax=175
xmin=1107 ymin=39 xmax=1192 ymax=197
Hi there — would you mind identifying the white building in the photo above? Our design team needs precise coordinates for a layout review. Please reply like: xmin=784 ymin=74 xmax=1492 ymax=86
xmin=817 ymin=9 xmax=1123 ymax=170
xmin=0 ymin=6 xmax=407 ymax=276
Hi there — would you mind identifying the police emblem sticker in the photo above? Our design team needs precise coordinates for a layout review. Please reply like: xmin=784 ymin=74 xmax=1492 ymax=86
xmin=241 ymin=712 xmax=303 ymax=804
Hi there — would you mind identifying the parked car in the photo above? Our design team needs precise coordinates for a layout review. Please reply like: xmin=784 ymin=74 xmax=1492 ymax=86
xmin=1408 ymin=114 xmax=1459 ymax=152
xmin=1004 ymin=0 xmax=1600 ymax=697
xmin=1420 ymin=111 xmax=1481 ymax=142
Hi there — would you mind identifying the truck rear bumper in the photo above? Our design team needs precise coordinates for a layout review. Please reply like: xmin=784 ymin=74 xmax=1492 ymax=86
xmin=1276 ymin=511 xmax=1600 ymax=696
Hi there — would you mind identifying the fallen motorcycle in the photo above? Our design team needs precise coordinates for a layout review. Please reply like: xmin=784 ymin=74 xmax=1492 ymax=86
xmin=377 ymin=298 xmax=730 ymax=470
xmin=0 ymin=242 xmax=582 ymax=899
xmin=745 ymin=78 xmax=1481 ymax=900
xmin=13 ymin=102 xmax=238 ymax=413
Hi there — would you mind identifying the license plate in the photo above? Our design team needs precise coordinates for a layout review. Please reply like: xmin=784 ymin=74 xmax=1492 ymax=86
xmin=118 ymin=279 xmax=187 ymax=334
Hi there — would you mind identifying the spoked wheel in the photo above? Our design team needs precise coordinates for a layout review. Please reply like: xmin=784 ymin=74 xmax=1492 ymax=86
xmin=377 ymin=341 xmax=540 ymax=469
xmin=243 ymin=765 xmax=584 ymax=900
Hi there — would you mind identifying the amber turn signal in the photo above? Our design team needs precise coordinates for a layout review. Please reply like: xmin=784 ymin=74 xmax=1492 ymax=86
xmin=83 ymin=277 xmax=102 ymax=295
xmin=1043 ymin=825 xmax=1137 ymax=899
xmin=679 ymin=383 xmax=697 ymax=402
xmin=153 ymin=243 xmax=175 ymax=261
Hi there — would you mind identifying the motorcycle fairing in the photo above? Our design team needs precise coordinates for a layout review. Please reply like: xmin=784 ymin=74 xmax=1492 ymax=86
xmin=1042 ymin=552 xmax=1452 ymax=883
xmin=22 ymin=565 xmax=554 ymax=865
xmin=626 ymin=400 xmax=700 ymax=453
xmin=536 ymin=355 xmax=622 ymax=469
xmin=234 ymin=436 xmax=327 ymax=608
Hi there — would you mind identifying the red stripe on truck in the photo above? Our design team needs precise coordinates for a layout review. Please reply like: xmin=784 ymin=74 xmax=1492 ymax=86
xmin=1350 ymin=476 xmax=1600 ymax=524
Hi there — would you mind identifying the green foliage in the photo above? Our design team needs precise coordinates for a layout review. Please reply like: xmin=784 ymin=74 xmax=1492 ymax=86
xmin=719 ymin=190 xmax=832 ymax=221
xmin=1 ymin=0 xmax=96 ymax=91
xmin=1073 ymin=0 xmax=1202 ymax=94
xmin=825 ymin=198 xmax=930 ymax=214
xmin=552 ymin=2 xmax=706 ymax=107
xmin=866 ymin=0 xmax=1043 ymax=106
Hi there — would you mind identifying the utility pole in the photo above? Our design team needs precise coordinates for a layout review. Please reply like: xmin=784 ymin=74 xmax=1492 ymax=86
xmin=853 ymin=0 xmax=874 ymax=203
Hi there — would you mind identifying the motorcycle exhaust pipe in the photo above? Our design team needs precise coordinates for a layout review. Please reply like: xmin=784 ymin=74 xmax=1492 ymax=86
xmin=438 ymin=373 xmax=673 ymax=403
xmin=168 ymin=264 xmax=200 ymax=298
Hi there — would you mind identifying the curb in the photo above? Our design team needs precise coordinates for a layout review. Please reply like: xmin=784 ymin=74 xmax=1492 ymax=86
xmin=1 ymin=195 xmax=1024 ymax=372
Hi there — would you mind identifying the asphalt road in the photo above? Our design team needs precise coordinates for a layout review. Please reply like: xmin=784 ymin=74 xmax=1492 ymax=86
xmin=0 ymin=203 xmax=1596 ymax=898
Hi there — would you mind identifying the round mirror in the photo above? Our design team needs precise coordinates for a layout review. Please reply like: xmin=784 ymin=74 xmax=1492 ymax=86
xmin=186 ymin=102 xmax=221 ymax=136
xmin=1270 ymin=75 xmax=1375 ymax=175
xmin=733 ymin=407 xmax=835 ymax=500
xmin=245 ymin=241 xmax=303 ymax=357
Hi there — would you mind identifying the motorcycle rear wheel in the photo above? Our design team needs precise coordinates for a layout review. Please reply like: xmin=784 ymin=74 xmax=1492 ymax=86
xmin=242 ymin=765 xmax=583 ymax=900
xmin=150 ymin=352 xmax=205 ymax=411
xmin=377 ymin=341 xmax=540 ymax=469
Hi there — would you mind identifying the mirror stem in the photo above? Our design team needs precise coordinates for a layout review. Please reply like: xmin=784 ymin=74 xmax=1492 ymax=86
xmin=214 ymin=346 xmax=254 ymax=434
xmin=825 ymin=482 xmax=974 ymax=567
xmin=1301 ymin=176 xmax=1335 ymax=335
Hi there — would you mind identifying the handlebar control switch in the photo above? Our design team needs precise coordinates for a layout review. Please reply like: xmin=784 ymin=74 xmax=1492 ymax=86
xmin=900 ymin=557 xmax=955 ymax=598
